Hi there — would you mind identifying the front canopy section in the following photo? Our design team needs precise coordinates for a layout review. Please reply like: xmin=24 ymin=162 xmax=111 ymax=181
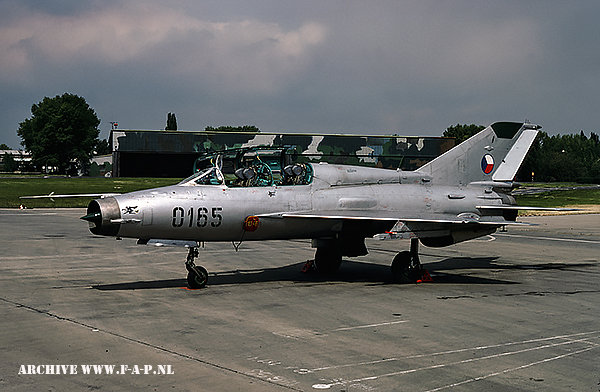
xmin=178 ymin=166 xmax=225 ymax=186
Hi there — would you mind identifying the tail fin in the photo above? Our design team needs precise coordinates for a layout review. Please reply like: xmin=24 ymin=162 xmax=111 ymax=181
xmin=417 ymin=122 xmax=540 ymax=186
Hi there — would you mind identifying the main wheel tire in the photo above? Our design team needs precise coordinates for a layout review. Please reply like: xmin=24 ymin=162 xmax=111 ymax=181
xmin=314 ymin=247 xmax=342 ymax=275
xmin=391 ymin=251 xmax=419 ymax=283
xmin=187 ymin=266 xmax=209 ymax=289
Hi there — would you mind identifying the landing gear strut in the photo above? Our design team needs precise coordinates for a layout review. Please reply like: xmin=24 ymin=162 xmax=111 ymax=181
xmin=391 ymin=238 xmax=423 ymax=283
xmin=185 ymin=247 xmax=208 ymax=289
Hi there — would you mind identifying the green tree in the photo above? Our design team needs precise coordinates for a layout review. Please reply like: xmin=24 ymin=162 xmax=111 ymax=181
xmin=2 ymin=153 xmax=19 ymax=172
xmin=521 ymin=130 xmax=600 ymax=183
xmin=95 ymin=139 xmax=111 ymax=155
xmin=166 ymin=113 xmax=177 ymax=131
xmin=443 ymin=124 xmax=485 ymax=144
xmin=0 ymin=143 xmax=11 ymax=150
xmin=17 ymin=93 xmax=100 ymax=174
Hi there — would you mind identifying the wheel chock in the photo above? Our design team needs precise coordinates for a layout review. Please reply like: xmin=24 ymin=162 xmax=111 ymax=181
xmin=416 ymin=269 xmax=434 ymax=283
xmin=301 ymin=260 xmax=315 ymax=273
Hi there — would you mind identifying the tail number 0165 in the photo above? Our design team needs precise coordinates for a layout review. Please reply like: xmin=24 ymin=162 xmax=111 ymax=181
xmin=172 ymin=207 xmax=223 ymax=228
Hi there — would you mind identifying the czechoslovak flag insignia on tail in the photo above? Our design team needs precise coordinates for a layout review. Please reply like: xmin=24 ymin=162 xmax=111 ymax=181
xmin=481 ymin=154 xmax=495 ymax=175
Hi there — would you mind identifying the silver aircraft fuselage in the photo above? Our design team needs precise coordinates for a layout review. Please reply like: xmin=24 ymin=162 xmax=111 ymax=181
xmin=86 ymin=163 xmax=510 ymax=245
xmin=75 ymin=122 xmax=556 ymax=287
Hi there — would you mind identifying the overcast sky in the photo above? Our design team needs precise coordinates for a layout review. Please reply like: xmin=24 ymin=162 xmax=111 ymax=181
xmin=2 ymin=1 xmax=600 ymax=149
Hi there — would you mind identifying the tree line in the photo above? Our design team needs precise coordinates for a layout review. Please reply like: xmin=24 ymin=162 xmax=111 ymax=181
xmin=521 ymin=131 xmax=600 ymax=183
xmin=7 ymin=93 xmax=600 ymax=182
xmin=6 ymin=93 xmax=264 ymax=174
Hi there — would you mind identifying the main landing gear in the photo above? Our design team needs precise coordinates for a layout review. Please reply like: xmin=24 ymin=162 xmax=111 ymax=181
xmin=185 ymin=247 xmax=208 ymax=289
xmin=391 ymin=238 xmax=424 ymax=283
xmin=184 ymin=238 xmax=427 ymax=288
xmin=314 ymin=246 xmax=343 ymax=275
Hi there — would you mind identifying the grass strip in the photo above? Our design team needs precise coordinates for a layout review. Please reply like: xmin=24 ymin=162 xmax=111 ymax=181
xmin=1 ymin=177 xmax=181 ymax=208
xmin=515 ymin=188 xmax=600 ymax=208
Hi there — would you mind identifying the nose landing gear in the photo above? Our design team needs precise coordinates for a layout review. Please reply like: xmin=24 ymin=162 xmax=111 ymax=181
xmin=185 ymin=247 xmax=208 ymax=289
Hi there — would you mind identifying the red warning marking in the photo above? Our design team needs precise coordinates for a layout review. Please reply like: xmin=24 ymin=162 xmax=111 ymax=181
xmin=301 ymin=260 xmax=314 ymax=273
xmin=417 ymin=270 xmax=434 ymax=283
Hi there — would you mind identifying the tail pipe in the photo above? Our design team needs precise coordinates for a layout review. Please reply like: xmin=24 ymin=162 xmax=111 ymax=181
xmin=81 ymin=197 xmax=121 ymax=236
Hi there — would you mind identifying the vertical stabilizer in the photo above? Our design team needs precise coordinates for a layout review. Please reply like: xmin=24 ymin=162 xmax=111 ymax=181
xmin=417 ymin=122 xmax=540 ymax=186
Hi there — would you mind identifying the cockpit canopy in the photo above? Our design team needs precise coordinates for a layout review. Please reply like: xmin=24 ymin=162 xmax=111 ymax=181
xmin=181 ymin=147 xmax=313 ymax=187
xmin=179 ymin=166 xmax=225 ymax=186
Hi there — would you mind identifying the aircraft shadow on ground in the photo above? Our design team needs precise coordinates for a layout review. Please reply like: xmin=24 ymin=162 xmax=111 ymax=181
xmin=92 ymin=256 xmax=530 ymax=291
xmin=429 ymin=256 xmax=597 ymax=272
xmin=425 ymin=256 xmax=598 ymax=284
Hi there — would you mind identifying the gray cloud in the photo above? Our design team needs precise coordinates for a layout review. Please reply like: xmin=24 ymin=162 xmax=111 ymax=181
xmin=2 ymin=0 xmax=600 ymax=149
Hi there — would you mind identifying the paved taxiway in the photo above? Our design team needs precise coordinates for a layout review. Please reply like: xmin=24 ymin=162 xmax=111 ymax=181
xmin=1 ymin=209 xmax=599 ymax=391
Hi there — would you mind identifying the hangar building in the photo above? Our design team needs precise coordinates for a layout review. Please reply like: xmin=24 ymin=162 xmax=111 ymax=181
xmin=110 ymin=130 xmax=454 ymax=178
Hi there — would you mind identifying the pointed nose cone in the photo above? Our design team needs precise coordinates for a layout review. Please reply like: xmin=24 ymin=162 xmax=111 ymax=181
xmin=80 ymin=211 xmax=101 ymax=223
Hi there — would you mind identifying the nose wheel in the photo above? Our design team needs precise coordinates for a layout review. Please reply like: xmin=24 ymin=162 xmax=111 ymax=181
xmin=185 ymin=247 xmax=208 ymax=289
